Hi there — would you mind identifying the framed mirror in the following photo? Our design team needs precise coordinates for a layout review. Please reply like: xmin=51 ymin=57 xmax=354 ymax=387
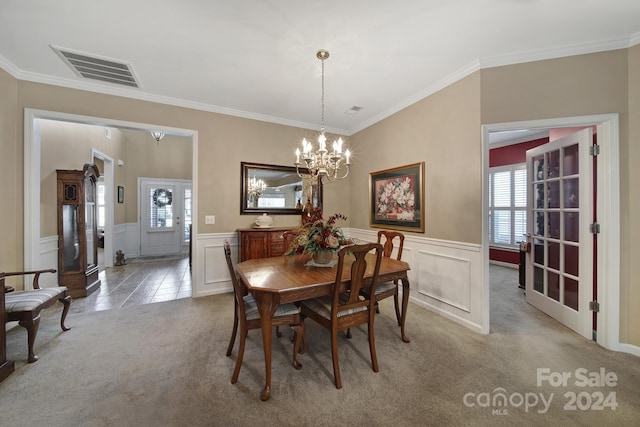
xmin=241 ymin=162 xmax=322 ymax=215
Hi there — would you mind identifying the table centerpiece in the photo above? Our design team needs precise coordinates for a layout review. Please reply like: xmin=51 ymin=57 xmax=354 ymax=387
xmin=285 ymin=208 xmax=350 ymax=264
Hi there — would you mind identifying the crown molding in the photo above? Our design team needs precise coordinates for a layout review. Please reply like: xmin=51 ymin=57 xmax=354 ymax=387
xmin=350 ymin=34 xmax=639 ymax=135
xmin=479 ymin=34 xmax=638 ymax=69
xmin=3 ymin=33 xmax=639 ymax=137
xmin=0 ymin=55 xmax=349 ymax=135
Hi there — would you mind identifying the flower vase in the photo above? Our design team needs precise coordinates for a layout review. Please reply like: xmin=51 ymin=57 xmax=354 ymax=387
xmin=312 ymin=250 xmax=333 ymax=265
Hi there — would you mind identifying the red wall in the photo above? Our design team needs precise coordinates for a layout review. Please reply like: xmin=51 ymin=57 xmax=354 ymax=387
xmin=490 ymin=137 xmax=548 ymax=167
xmin=489 ymin=137 xmax=548 ymax=265
xmin=490 ymin=248 xmax=520 ymax=264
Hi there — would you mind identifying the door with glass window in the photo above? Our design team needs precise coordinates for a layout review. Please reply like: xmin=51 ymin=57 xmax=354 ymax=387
xmin=525 ymin=128 xmax=594 ymax=339
xmin=139 ymin=178 xmax=191 ymax=256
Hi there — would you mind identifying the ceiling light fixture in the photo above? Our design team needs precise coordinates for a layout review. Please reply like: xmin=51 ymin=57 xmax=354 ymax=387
xmin=294 ymin=49 xmax=351 ymax=182
xmin=150 ymin=131 xmax=165 ymax=145
xmin=247 ymin=176 xmax=267 ymax=197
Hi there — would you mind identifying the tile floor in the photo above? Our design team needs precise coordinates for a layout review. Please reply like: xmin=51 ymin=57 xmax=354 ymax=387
xmin=70 ymin=255 xmax=192 ymax=314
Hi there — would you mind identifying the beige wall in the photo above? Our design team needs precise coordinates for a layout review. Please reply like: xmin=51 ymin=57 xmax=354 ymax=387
xmin=38 ymin=121 xmax=193 ymax=236
xmin=350 ymin=72 xmax=482 ymax=243
xmin=0 ymin=69 xmax=20 ymax=284
xmin=626 ymin=44 xmax=640 ymax=345
xmin=39 ymin=121 xmax=121 ymax=236
xmin=118 ymin=129 xmax=192 ymax=224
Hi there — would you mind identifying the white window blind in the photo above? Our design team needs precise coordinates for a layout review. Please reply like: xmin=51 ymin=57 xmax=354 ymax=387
xmin=489 ymin=164 xmax=527 ymax=247
xmin=96 ymin=181 xmax=105 ymax=228
xmin=183 ymin=188 xmax=192 ymax=242
xmin=148 ymin=187 xmax=174 ymax=229
xmin=257 ymin=193 xmax=285 ymax=208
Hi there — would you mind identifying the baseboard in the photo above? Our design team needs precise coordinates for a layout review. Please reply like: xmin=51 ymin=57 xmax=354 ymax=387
xmin=409 ymin=295 xmax=484 ymax=334
xmin=618 ymin=343 xmax=640 ymax=357
xmin=489 ymin=260 xmax=518 ymax=269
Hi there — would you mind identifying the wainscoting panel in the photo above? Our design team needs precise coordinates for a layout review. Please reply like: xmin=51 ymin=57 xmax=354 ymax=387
xmin=417 ymin=251 xmax=471 ymax=312
xmin=193 ymin=232 xmax=236 ymax=297
xmin=114 ymin=222 xmax=139 ymax=260
xmin=36 ymin=236 xmax=59 ymax=289
xmin=343 ymin=228 xmax=484 ymax=333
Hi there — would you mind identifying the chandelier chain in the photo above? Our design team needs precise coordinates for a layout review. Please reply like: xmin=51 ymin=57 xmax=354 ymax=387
xmin=294 ymin=49 xmax=351 ymax=183
xmin=321 ymin=57 xmax=325 ymax=131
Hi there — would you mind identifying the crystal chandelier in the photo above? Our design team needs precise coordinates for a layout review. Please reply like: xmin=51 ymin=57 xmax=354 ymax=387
xmin=295 ymin=49 xmax=351 ymax=182
xmin=247 ymin=176 xmax=267 ymax=196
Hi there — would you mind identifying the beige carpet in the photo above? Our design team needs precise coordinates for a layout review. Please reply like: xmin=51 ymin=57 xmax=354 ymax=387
xmin=2 ymin=266 xmax=639 ymax=426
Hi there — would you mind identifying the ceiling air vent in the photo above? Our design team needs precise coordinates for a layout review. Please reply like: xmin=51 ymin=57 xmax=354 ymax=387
xmin=345 ymin=106 xmax=363 ymax=115
xmin=51 ymin=45 xmax=140 ymax=88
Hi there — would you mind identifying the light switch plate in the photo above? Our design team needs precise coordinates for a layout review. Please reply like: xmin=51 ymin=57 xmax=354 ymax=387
xmin=205 ymin=215 xmax=215 ymax=225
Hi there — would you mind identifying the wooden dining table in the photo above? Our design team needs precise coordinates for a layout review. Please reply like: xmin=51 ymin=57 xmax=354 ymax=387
xmin=236 ymin=253 xmax=411 ymax=401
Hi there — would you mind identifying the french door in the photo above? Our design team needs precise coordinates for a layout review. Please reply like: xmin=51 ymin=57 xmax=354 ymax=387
xmin=525 ymin=128 xmax=594 ymax=340
xmin=139 ymin=178 xmax=192 ymax=257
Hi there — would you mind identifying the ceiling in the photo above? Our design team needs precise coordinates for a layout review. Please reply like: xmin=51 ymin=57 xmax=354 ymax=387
xmin=1 ymin=1 xmax=639 ymax=136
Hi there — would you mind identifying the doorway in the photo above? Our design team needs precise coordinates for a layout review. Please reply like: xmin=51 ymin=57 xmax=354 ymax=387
xmin=525 ymin=128 xmax=594 ymax=340
xmin=92 ymin=149 xmax=114 ymax=269
xmin=23 ymin=109 xmax=199 ymax=294
xmin=139 ymin=178 xmax=192 ymax=257
xmin=482 ymin=114 xmax=620 ymax=351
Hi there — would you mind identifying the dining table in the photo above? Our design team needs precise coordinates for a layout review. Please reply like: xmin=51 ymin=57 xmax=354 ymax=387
xmin=235 ymin=252 xmax=411 ymax=401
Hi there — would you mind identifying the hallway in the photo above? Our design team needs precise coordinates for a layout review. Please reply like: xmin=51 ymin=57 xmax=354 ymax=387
xmin=71 ymin=255 xmax=192 ymax=314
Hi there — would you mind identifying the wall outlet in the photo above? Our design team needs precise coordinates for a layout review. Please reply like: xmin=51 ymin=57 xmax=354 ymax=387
xmin=205 ymin=215 xmax=215 ymax=225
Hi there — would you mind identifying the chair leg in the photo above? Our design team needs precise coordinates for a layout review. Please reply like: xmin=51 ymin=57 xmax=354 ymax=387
xmin=226 ymin=308 xmax=239 ymax=357
xmin=291 ymin=322 xmax=304 ymax=370
xmin=231 ymin=329 xmax=247 ymax=384
xmin=368 ymin=318 xmax=379 ymax=373
xmin=393 ymin=286 xmax=401 ymax=327
xmin=345 ymin=328 xmax=352 ymax=339
xmin=59 ymin=295 xmax=72 ymax=331
xmin=375 ymin=301 xmax=380 ymax=314
xmin=19 ymin=313 xmax=41 ymax=363
xmin=330 ymin=329 xmax=342 ymax=389
xmin=276 ymin=326 xmax=282 ymax=338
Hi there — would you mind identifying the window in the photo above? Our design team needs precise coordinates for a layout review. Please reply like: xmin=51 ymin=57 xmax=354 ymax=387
xmin=257 ymin=193 xmax=286 ymax=208
xmin=489 ymin=164 xmax=527 ymax=247
xmin=148 ymin=187 xmax=174 ymax=229
xmin=183 ymin=187 xmax=192 ymax=243
xmin=96 ymin=180 xmax=105 ymax=229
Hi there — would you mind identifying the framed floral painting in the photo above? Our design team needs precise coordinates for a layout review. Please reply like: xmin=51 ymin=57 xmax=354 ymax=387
xmin=369 ymin=162 xmax=424 ymax=232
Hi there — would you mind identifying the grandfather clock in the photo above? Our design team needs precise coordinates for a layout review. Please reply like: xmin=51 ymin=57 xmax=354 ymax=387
xmin=56 ymin=163 xmax=101 ymax=298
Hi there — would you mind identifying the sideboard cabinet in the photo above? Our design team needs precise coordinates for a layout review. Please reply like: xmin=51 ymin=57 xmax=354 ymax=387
xmin=237 ymin=227 xmax=296 ymax=262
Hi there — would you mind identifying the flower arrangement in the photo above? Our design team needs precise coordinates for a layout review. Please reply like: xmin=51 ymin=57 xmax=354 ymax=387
xmin=376 ymin=176 xmax=415 ymax=220
xmin=286 ymin=208 xmax=349 ymax=256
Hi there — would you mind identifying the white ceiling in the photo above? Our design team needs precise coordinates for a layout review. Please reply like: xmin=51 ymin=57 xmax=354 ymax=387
xmin=1 ymin=1 xmax=639 ymax=136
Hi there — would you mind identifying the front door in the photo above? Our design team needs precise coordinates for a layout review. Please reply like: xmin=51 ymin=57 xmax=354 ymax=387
xmin=525 ymin=128 xmax=594 ymax=340
xmin=139 ymin=178 xmax=191 ymax=257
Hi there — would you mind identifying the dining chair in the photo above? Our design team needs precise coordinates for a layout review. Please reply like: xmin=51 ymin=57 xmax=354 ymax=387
xmin=301 ymin=242 xmax=383 ymax=389
xmin=361 ymin=230 xmax=405 ymax=325
xmin=223 ymin=241 xmax=304 ymax=384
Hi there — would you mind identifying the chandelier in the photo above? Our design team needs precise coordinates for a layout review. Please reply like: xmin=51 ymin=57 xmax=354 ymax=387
xmin=150 ymin=131 xmax=165 ymax=145
xmin=294 ymin=49 xmax=351 ymax=182
xmin=247 ymin=176 xmax=267 ymax=196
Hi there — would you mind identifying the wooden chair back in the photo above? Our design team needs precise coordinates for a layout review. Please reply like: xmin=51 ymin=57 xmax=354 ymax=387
xmin=282 ymin=229 xmax=303 ymax=253
xmin=377 ymin=230 xmax=404 ymax=261
xmin=331 ymin=242 xmax=383 ymax=318
xmin=223 ymin=240 xmax=247 ymax=318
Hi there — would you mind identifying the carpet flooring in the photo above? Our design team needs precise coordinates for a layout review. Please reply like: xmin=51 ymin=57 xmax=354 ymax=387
xmin=1 ymin=265 xmax=639 ymax=426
